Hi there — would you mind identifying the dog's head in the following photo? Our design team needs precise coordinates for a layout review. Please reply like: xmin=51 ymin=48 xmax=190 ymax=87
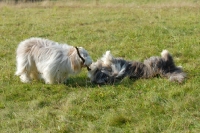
xmin=69 ymin=47 xmax=92 ymax=73
xmin=88 ymin=51 xmax=116 ymax=76
xmin=76 ymin=47 xmax=92 ymax=67
xmin=88 ymin=51 xmax=129 ymax=84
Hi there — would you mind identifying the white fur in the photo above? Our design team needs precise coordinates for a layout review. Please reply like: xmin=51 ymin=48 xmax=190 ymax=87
xmin=161 ymin=49 xmax=169 ymax=58
xmin=101 ymin=51 xmax=113 ymax=66
xmin=15 ymin=37 xmax=92 ymax=84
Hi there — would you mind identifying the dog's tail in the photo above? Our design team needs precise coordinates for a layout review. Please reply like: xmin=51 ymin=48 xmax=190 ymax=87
xmin=160 ymin=50 xmax=186 ymax=83
xmin=166 ymin=69 xmax=186 ymax=83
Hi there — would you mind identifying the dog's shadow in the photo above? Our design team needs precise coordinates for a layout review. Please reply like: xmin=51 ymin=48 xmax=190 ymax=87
xmin=64 ymin=77 xmax=96 ymax=88
xmin=64 ymin=76 xmax=138 ymax=88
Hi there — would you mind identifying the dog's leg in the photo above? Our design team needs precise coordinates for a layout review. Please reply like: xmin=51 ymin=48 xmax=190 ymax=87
xmin=19 ymin=72 xmax=31 ymax=83
xmin=44 ymin=78 xmax=54 ymax=84
xmin=15 ymin=57 xmax=28 ymax=76
xmin=29 ymin=62 xmax=40 ymax=81
xmin=60 ymin=76 xmax=68 ymax=84
xmin=30 ymin=72 xmax=40 ymax=81
xmin=42 ymin=72 xmax=55 ymax=84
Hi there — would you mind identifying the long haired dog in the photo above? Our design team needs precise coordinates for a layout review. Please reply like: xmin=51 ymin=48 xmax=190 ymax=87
xmin=88 ymin=50 xmax=186 ymax=85
xmin=88 ymin=51 xmax=128 ymax=84
xmin=15 ymin=37 xmax=92 ymax=84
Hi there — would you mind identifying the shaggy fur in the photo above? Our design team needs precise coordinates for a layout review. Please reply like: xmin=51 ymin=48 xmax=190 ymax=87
xmin=88 ymin=50 xmax=186 ymax=85
xmin=15 ymin=37 xmax=92 ymax=84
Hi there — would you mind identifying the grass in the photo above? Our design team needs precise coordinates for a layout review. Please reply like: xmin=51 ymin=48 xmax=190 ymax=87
xmin=0 ymin=0 xmax=200 ymax=132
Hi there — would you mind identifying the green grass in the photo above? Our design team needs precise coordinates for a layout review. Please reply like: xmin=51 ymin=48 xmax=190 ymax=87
xmin=0 ymin=0 xmax=200 ymax=132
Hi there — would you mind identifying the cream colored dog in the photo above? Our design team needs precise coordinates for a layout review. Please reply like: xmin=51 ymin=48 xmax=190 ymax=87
xmin=15 ymin=37 xmax=92 ymax=84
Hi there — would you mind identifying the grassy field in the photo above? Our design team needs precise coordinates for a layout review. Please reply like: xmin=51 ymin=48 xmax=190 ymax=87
xmin=0 ymin=0 xmax=200 ymax=132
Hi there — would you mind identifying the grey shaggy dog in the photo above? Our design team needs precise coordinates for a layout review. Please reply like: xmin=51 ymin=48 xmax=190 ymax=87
xmin=88 ymin=50 xmax=186 ymax=85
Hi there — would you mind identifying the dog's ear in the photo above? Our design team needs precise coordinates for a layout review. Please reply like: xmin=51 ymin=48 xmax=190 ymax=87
xmin=71 ymin=57 xmax=81 ymax=73
xmin=67 ymin=47 xmax=76 ymax=56
xmin=69 ymin=47 xmax=81 ymax=73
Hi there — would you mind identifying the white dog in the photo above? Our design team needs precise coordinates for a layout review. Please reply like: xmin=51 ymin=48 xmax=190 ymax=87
xmin=15 ymin=37 xmax=92 ymax=84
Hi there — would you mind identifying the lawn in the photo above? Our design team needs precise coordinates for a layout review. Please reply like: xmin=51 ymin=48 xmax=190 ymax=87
xmin=0 ymin=0 xmax=200 ymax=132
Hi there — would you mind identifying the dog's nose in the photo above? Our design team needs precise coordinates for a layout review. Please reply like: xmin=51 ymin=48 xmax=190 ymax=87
xmin=86 ymin=66 xmax=91 ymax=71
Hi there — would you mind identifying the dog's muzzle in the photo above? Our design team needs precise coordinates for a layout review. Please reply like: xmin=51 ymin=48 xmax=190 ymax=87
xmin=86 ymin=66 xmax=91 ymax=71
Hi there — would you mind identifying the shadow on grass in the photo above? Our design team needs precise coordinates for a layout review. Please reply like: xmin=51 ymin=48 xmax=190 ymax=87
xmin=65 ymin=76 xmax=138 ymax=88
xmin=64 ymin=76 xmax=96 ymax=88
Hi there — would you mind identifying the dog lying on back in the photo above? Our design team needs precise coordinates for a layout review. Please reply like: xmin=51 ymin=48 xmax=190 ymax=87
xmin=88 ymin=50 xmax=186 ymax=85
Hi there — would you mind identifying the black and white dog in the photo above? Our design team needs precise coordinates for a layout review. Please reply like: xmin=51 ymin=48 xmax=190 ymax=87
xmin=88 ymin=50 xmax=186 ymax=85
